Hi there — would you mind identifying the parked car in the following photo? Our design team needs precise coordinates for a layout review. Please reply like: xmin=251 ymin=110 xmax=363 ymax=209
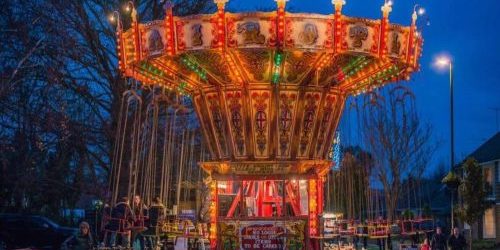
xmin=0 ymin=214 xmax=77 ymax=249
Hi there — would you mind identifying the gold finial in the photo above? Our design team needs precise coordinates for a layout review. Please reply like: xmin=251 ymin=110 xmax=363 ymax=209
xmin=381 ymin=0 xmax=393 ymax=17
xmin=332 ymin=0 xmax=346 ymax=12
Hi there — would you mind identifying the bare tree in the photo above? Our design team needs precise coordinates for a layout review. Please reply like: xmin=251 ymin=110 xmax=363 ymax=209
xmin=361 ymin=85 xmax=436 ymax=222
xmin=0 ymin=0 xmax=213 ymax=214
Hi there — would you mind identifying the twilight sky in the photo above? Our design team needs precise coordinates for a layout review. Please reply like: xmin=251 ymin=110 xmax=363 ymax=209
xmin=226 ymin=0 xmax=500 ymax=169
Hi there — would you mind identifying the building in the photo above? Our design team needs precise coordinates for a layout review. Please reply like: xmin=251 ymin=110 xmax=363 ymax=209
xmin=467 ymin=132 xmax=500 ymax=242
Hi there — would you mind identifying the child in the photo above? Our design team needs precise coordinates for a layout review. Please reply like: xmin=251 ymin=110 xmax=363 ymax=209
xmin=63 ymin=221 xmax=94 ymax=250
xmin=420 ymin=238 xmax=430 ymax=250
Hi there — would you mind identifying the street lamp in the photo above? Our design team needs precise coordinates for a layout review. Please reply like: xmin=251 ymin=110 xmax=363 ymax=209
xmin=435 ymin=55 xmax=455 ymax=229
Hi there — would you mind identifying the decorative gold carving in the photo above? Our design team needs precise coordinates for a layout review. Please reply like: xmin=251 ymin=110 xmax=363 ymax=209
xmin=285 ymin=52 xmax=318 ymax=83
xmin=299 ymin=93 xmax=320 ymax=156
xmin=191 ymin=24 xmax=203 ymax=47
xmin=391 ymin=32 xmax=401 ymax=55
xmin=148 ymin=29 xmax=164 ymax=54
xmin=316 ymin=95 xmax=335 ymax=154
xmin=207 ymin=94 xmax=228 ymax=156
xmin=237 ymin=49 xmax=270 ymax=81
xmin=237 ymin=22 xmax=266 ymax=45
xmin=278 ymin=93 xmax=297 ymax=156
xmin=227 ymin=92 xmax=245 ymax=156
xmin=349 ymin=24 xmax=368 ymax=48
xmin=299 ymin=23 xmax=318 ymax=46
xmin=252 ymin=92 xmax=270 ymax=154
xmin=189 ymin=51 xmax=232 ymax=82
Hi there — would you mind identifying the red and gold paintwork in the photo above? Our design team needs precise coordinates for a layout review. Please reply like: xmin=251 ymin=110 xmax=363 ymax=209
xmin=116 ymin=0 xmax=423 ymax=248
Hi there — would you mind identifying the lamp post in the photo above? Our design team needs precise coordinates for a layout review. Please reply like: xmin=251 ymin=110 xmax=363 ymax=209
xmin=436 ymin=56 xmax=455 ymax=229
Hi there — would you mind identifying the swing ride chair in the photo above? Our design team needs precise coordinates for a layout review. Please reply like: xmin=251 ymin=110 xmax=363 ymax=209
xmin=113 ymin=0 xmax=423 ymax=248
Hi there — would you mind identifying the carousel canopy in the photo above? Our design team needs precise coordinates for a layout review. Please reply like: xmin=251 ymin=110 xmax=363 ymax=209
xmin=114 ymin=0 xmax=423 ymax=177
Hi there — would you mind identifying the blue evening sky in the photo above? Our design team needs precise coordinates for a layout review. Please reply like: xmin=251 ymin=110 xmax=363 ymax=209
xmin=226 ymin=0 xmax=500 ymax=168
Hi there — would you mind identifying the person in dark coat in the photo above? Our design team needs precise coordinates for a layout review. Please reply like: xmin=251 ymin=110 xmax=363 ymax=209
xmin=100 ymin=202 xmax=111 ymax=246
xmin=131 ymin=194 xmax=148 ymax=249
xmin=62 ymin=221 xmax=94 ymax=250
xmin=430 ymin=227 xmax=447 ymax=250
xmin=448 ymin=227 xmax=467 ymax=250
xmin=106 ymin=197 xmax=135 ymax=247
xmin=143 ymin=197 xmax=165 ymax=248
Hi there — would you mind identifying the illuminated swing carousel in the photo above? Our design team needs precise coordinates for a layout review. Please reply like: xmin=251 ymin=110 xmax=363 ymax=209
xmin=112 ymin=0 xmax=423 ymax=248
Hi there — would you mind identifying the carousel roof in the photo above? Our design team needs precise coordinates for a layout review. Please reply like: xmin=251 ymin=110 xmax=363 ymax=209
xmin=115 ymin=0 xmax=423 ymax=96
xmin=113 ymin=0 xmax=424 ymax=174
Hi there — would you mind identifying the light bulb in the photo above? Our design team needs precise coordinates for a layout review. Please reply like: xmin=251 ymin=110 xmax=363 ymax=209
xmin=418 ymin=8 xmax=425 ymax=15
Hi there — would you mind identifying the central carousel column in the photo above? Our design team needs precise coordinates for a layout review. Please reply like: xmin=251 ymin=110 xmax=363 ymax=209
xmin=271 ymin=0 xmax=288 ymax=159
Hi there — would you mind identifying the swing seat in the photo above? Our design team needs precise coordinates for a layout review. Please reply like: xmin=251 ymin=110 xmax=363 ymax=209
xmin=418 ymin=218 xmax=434 ymax=232
xmin=369 ymin=224 xmax=389 ymax=239
xmin=105 ymin=217 xmax=132 ymax=234
xmin=356 ymin=225 xmax=369 ymax=236
xmin=390 ymin=224 xmax=401 ymax=235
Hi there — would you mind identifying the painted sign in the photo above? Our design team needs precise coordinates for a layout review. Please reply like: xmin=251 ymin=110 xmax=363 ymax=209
xmin=231 ymin=163 xmax=292 ymax=175
xmin=219 ymin=220 xmax=305 ymax=250
xmin=240 ymin=222 xmax=285 ymax=249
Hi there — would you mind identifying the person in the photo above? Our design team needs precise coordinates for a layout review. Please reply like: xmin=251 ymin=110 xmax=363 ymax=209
xmin=100 ymin=202 xmax=111 ymax=247
xmin=430 ymin=227 xmax=447 ymax=250
xmin=62 ymin=221 xmax=94 ymax=250
xmin=420 ymin=238 xmax=430 ymax=250
xmin=447 ymin=227 xmax=467 ymax=250
xmin=106 ymin=196 xmax=135 ymax=248
xmin=143 ymin=197 xmax=165 ymax=248
xmin=375 ymin=216 xmax=386 ymax=250
xmin=131 ymin=194 xmax=148 ymax=249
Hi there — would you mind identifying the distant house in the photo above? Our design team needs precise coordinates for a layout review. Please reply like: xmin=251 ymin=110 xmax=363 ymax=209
xmin=467 ymin=132 xmax=500 ymax=242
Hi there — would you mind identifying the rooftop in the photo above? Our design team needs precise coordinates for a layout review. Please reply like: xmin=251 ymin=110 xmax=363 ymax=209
xmin=468 ymin=132 xmax=500 ymax=163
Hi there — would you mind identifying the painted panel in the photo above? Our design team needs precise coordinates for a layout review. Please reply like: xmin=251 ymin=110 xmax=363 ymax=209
xmin=387 ymin=27 xmax=409 ymax=59
xmin=315 ymin=94 xmax=338 ymax=157
xmin=344 ymin=19 xmax=378 ymax=54
xmin=219 ymin=220 xmax=305 ymax=250
xmin=249 ymin=90 xmax=271 ymax=158
xmin=228 ymin=15 xmax=272 ymax=49
xmin=141 ymin=22 xmax=167 ymax=58
xmin=277 ymin=91 xmax=299 ymax=158
xmin=177 ymin=17 xmax=215 ymax=51
xmin=225 ymin=91 xmax=247 ymax=158
xmin=297 ymin=92 xmax=321 ymax=158
xmin=206 ymin=93 xmax=229 ymax=158
xmin=287 ymin=18 xmax=330 ymax=50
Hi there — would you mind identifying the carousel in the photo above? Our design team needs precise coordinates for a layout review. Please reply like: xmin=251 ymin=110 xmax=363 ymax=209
xmin=110 ymin=0 xmax=423 ymax=249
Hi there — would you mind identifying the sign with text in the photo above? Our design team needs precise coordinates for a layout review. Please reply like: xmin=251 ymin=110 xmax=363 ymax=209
xmin=240 ymin=221 xmax=285 ymax=250
xmin=231 ymin=163 xmax=292 ymax=175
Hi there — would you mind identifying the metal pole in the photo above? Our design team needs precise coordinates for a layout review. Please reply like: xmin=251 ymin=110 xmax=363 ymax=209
xmin=451 ymin=190 xmax=454 ymax=230
xmin=450 ymin=61 xmax=455 ymax=230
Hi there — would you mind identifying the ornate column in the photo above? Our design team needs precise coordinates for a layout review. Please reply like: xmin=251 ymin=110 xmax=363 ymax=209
xmin=332 ymin=0 xmax=345 ymax=53
xmin=379 ymin=1 xmax=392 ymax=58
xmin=164 ymin=1 xmax=176 ymax=56
xmin=213 ymin=0 xmax=228 ymax=50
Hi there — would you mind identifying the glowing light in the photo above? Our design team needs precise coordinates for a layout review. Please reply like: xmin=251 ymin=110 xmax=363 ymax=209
xmin=381 ymin=0 xmax=393 ymax=15
xmin=418 ymin=8 xmax=425 ymax=16
xmin=217 ymin=182 xmax=227 ymax=189
xmin=214 ymin=0 xmax=229 ymax=5
xmin=332 ymin=0 xmax=346 ymax=6
xmin=436 ymin=56 xmax=451 ymax=67
xmin=109 ymin=14 xmax=116 ymax=23
xmin=272 ymin=52 xmax=284 ymax=84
